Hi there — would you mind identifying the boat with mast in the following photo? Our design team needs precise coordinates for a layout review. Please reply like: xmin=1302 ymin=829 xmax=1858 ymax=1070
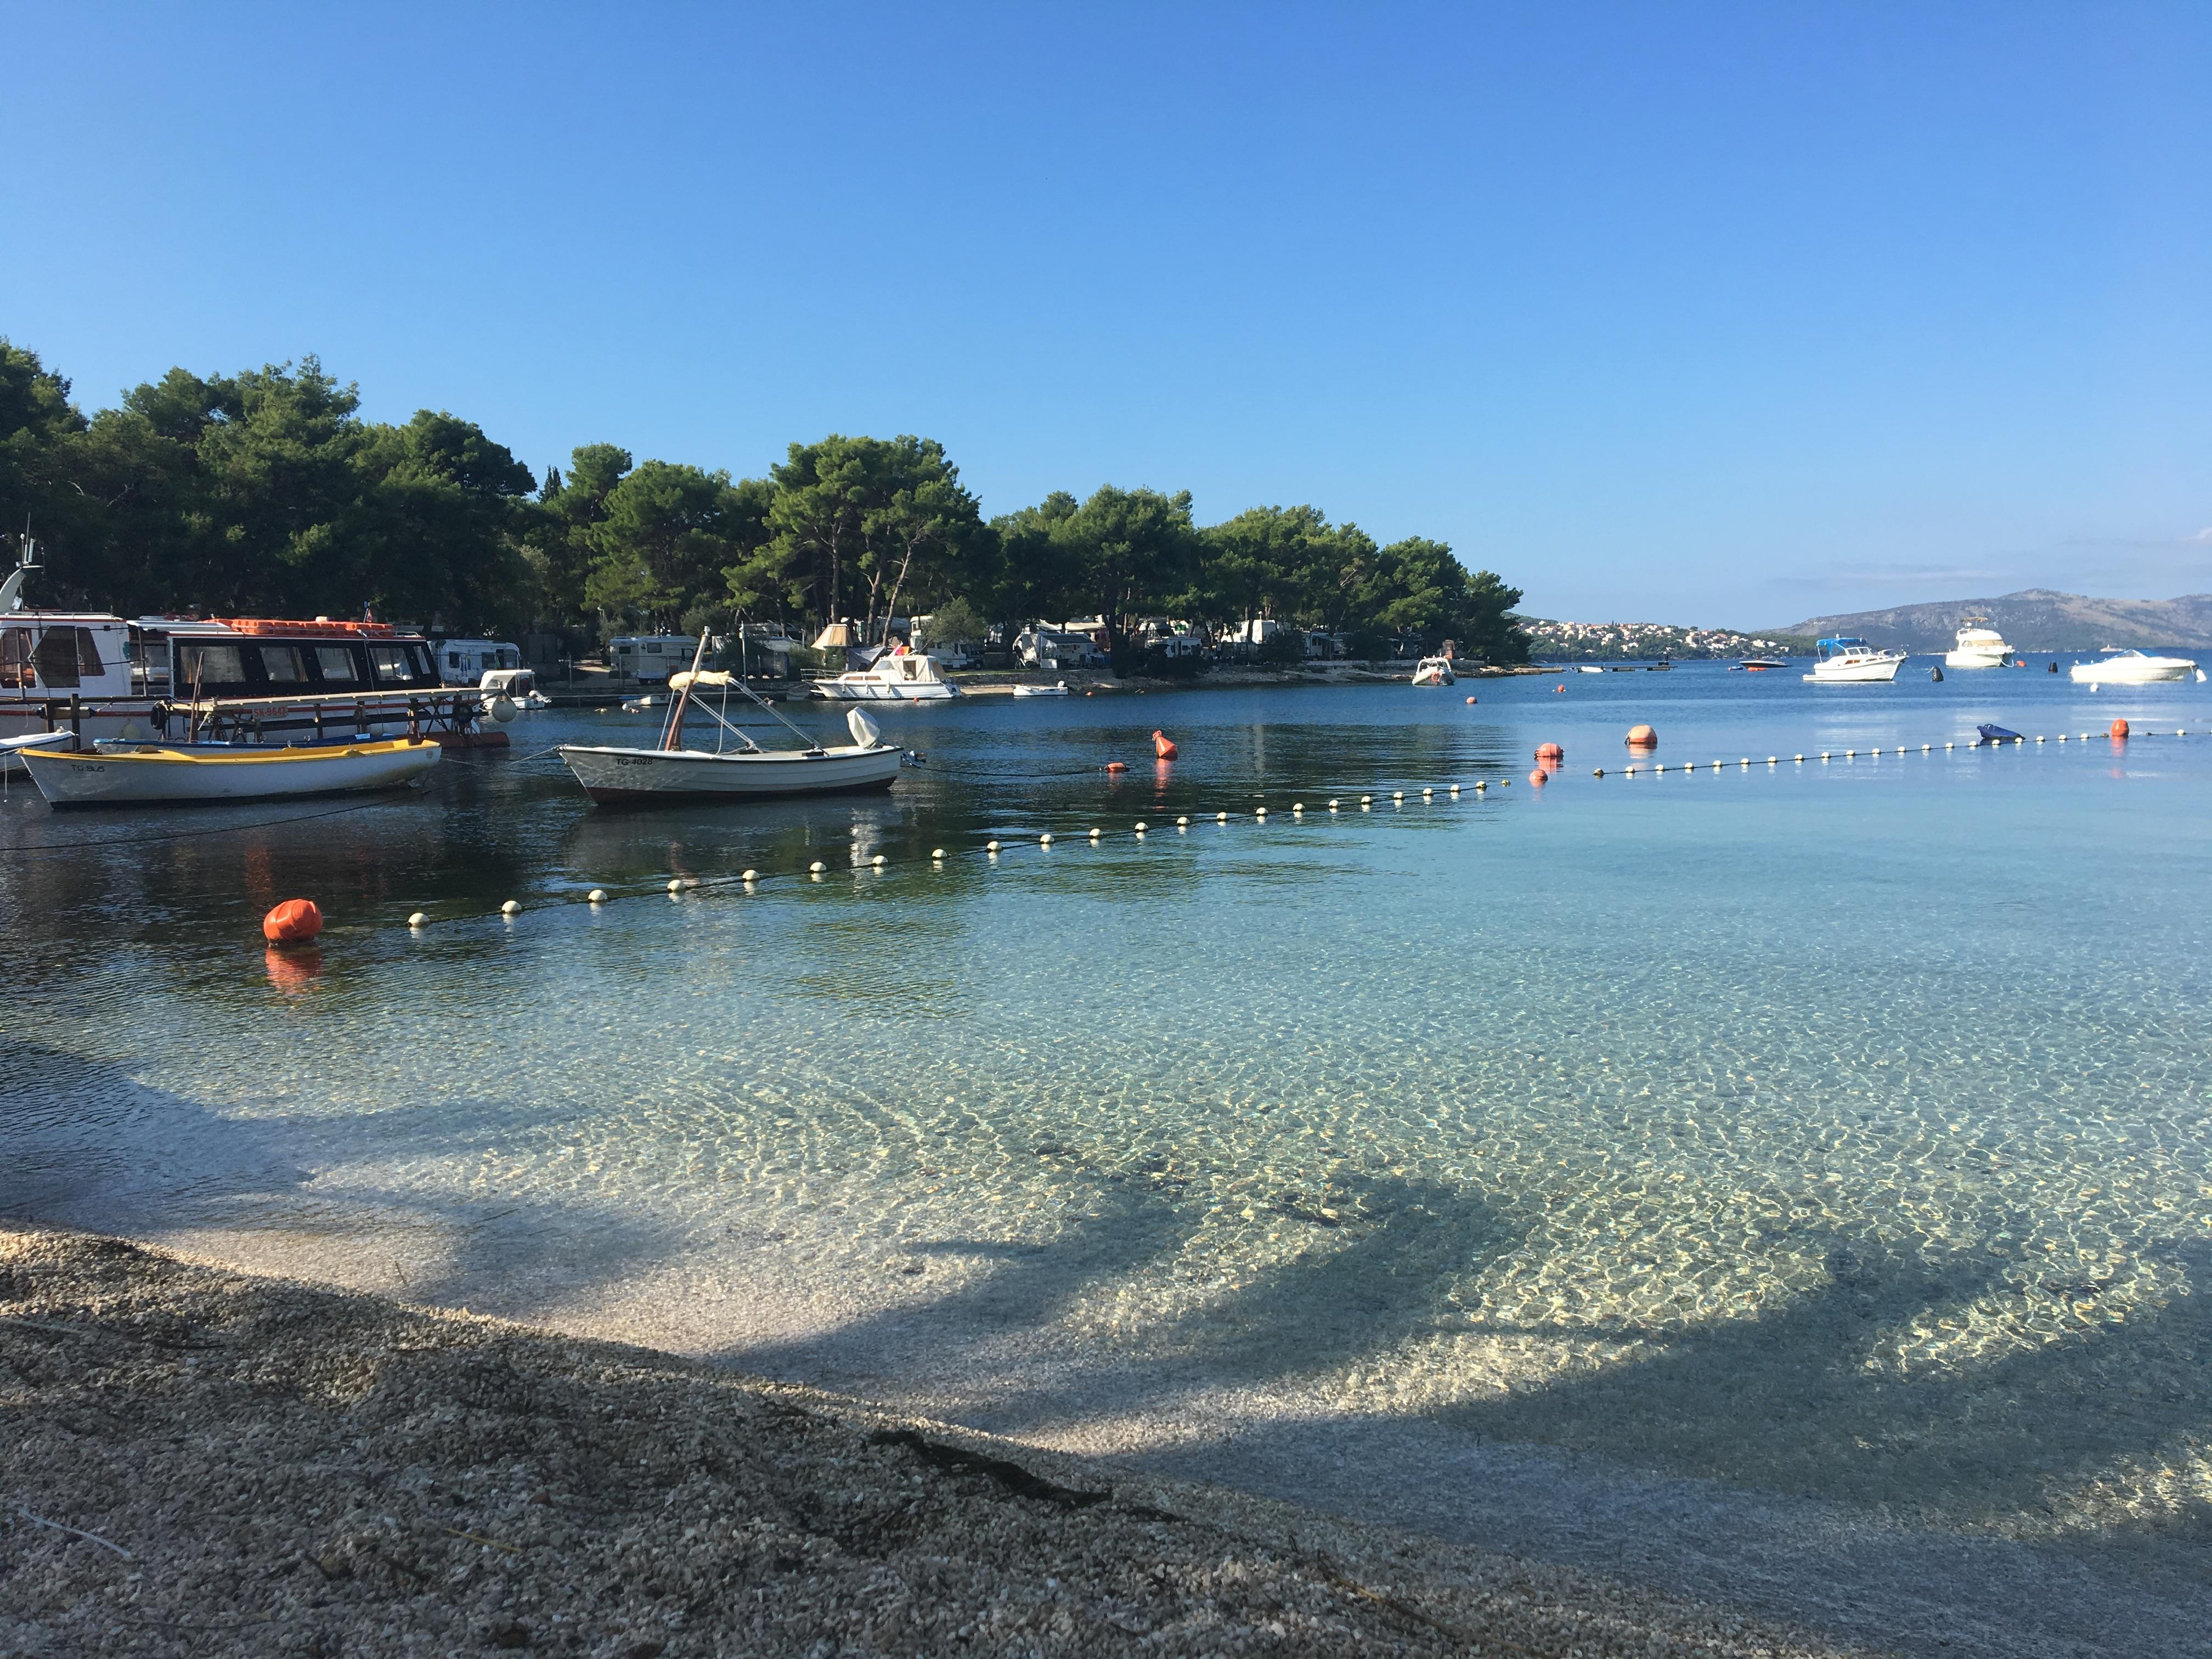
xmin=558 ymin=640 xmax=905 ymax=803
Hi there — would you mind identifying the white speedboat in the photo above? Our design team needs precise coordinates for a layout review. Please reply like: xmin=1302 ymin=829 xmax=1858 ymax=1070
xmin=1410 ymin=657 xmax=1456 ymax=686
xmin=560 ymin=667 xmax=903 ymax=803
xmin=1012 ymin=680 xmax=1070 ymax=698
xmin=1945 ymin=619 xmax=2013 ymax=669
xmin=811 ymin=649 xmax=960 ymax=701
xmin=2068 ymin=648 xmax=2201 ymax=685
xmin=1803 ymin=637 xmax=1906 ymax=683
xmin=19 ymin=736 xmax=441 ymax=806
xmin=1576 ymin=664 xmax=1604 ymax=674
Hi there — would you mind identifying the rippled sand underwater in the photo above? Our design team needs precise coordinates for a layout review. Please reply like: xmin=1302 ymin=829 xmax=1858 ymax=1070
xmin=5 ymin=677 xmax=2210 ymax=1582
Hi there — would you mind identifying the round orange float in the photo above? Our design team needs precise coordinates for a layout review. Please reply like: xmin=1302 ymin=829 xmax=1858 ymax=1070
xmin=1534 ymin=742 xmax=1564 ymax=763
xmin=1464 ymin=695 xmax=1477 ymax=704
xmin=1625 ymin=724 xmax=1658 ymax=748
xmin=2110 ymin=718 xmax=2130 ymax=740
xmin=262 ymin=899 xmax=323 ymax=944
xmin=1527 ymin=768 xmax=1548 ymax=786
xmin=1152 ymin=730 xmax=1178 ymax=760
xmin=1105 ymin=761 xmax=1129 ymax=772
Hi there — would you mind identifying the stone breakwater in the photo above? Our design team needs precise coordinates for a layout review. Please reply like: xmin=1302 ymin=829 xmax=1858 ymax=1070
xmin=0 ymin=1226 xmax=1857 ymax=1659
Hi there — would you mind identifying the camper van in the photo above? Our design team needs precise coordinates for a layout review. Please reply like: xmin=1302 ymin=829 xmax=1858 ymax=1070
xmin=608 ymin=635 xmax=701 ymax=684
xmin=436 ymin=639 xmax=522 ymax=686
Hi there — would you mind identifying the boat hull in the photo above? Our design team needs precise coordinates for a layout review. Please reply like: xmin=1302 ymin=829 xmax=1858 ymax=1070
xmin=558 ymin=742 xmax=904 ymax=802
xmin=19 ymin=737 xmax=442 ymax=806
xmin=1944 ymin=650 xmax=2008 ymax=668
xmin=808 ymin=682 xmax=958 ymax=701
xmin=2068 ymin=659 xmax=2194 ymax=684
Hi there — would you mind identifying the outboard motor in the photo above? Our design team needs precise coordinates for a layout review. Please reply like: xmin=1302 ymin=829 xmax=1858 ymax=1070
xmin=847 ymin=707 xmax=882 ymax=748
xmin=1930 ymin=665 xmax=1944 ymax=682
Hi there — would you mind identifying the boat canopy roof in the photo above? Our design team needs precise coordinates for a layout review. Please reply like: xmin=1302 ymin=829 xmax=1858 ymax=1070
xmin=1817 ymin=636 xmax=1870 ymax=649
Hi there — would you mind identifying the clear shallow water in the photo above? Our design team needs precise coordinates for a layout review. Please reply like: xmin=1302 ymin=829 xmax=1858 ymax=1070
xmin=5 ymin=663 xmax=2210 ymax=1597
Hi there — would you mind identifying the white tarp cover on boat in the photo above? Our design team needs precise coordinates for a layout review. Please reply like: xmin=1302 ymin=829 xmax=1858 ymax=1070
xmin=846 ymin=708 xmax=881 ymax=747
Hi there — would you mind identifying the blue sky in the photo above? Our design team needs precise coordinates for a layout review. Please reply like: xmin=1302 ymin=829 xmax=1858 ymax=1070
xmin=5 ymin=2 xmax=2208 ymax=628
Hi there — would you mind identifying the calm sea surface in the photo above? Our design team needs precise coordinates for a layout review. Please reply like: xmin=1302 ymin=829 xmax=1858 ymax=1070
xmin=6 ymin=661 xmax=2210 ymax=1644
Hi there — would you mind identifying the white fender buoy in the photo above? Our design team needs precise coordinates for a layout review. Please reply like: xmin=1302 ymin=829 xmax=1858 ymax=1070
xmin=2057 ymin=735 xmax=2068 ymax=743
xmin=1176 ymin=815 xmax=1189 ymax=825
xmin=1449 ymin=783 xmax=1460 ymax=794
xmin=1655 ymin=763 xmax=1667 ymax=774
xmin=1626 ymin=765 xmax=1638 ymax=776
xmin=1794 ymin=754 xmax=1804 ymax=762
xmin=1475 ymin=780 xmax=1488 ymax=790
xmin=872 ymin=853 xmax=888 ymax=865
xmin=1134 ymin=822 xmax=1147 ymax=833
xmin=985 ymin=841 xmax=1000 ymax=853
xmin=1216 ymin=811 xmax=1228 ymax=821
xmin=1392 ymin=791 xmax=1404 ymax=800
xmin=1945 ymin=742 xmax=1954 ymax=750
xmin=588 ymin=889 xmax=607 ymax=904
xmin=501 ymin=900 xmax=522 ymax=916
xmin=1766 ymin=757 xmax=1777 ymax=765
xmin=1329 ymin=798 xmax=1340 ymax=809
xmin=1421 ymin=786 xmax=1434 ymax=797
xmin=487 ymin=697 xmax=518 ymax=724
xmin=1845 ymin=749 xmax=1855 ymax=758
xmin=407 ymin=911 xmax=427 ymax=927
xmin=667 ymin=878 xmax=683 ymax=892
xmin=742 ymin=869 xmax=759 ymax=882
xmin=929 ymin=851 xmax=943 ymax=861
xmin=809 ymin=860 xmax=827 ymax=872
xmin=1921 ymin=743 xmax=1930 ymax=752
xmin=846 ymin=707 xmax=882 ymax=747
xmin=2036 ymin=735 xmax=2045 ymax=744
xmin=1089 ymin=828 xmax=1101 ymax=839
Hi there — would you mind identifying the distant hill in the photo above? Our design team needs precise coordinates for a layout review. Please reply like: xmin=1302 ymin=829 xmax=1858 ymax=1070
xmin=1780 ymin=590 xmax=2212 ymax=653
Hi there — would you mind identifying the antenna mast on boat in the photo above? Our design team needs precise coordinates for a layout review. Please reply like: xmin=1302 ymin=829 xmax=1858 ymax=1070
xmin=1 ymin=526 xmax=41 ymax=613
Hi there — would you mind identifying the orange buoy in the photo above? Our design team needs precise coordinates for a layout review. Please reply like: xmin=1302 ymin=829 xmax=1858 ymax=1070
xmin=1527 ymin=768 xmax=1548 ymax=786
xmin=1625 ymin=724 xmax=1657 ymax=748
xmin=1105 ymin=760 xmax=1129 ymax=772
xmin=1534 ymin=742 xmax=1564 ymax=763
xmin=1152 ymin=730 xmax=1178 ymax=760
xmin=262 ymin=898 xmax=323 ymax=944
xmin=2110 ymin=718 xmax=2130 ymax=740
xmin=1553 ymin=684 xmax=1565 ymax=693
xmin=1464 ymin=695 xmax=1477 ymax=704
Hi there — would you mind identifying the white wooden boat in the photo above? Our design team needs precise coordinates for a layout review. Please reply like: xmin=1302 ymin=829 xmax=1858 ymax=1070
xmin=18 ymin=736 xmax=441 ymax=806
xmin=2068 ymin=648 xmax=2200 ymax=685
xmin=1012 ymin=680 xmax=1070 ymax=697
xmin=811 ymin=650 xmax=961 ymax=701
xmin=559 ymin=662 xmax=904 ymax=803
xmin=1410 ymin=656 xmax=1456 ymax=686
xmin=1803 ymin=637 xmax=1906 ymax=682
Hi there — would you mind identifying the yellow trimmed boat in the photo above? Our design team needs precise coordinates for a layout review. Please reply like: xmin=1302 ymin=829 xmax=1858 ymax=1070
xmin=18 ymin=736 xmax=441 ymax=806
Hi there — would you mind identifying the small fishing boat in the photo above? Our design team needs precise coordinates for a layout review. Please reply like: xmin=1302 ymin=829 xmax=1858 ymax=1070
xmin=1410 ymin=656 xmax=1456 ymax=686
xmin=1737 ymin=657 xmax=1789 ymax=672
xmin=18 ymin=736 xmax=441 ymax=806
xmin=559 ymin=647 xmax=904 ymax=803
xmin=1012 ymin=681 xmax=1070 ymax=698
xmin=2067 ymin=648 xmax=2200 ymax=685
xmin=1803 ymin=637 xmax=1906 ymax=683
xmin=1945 ymin=619 xmax=2013 ymax=669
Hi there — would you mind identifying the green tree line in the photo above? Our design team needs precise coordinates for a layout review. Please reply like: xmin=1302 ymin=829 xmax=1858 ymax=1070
xmin=0 ymin=340 xmax=1527 ymax=661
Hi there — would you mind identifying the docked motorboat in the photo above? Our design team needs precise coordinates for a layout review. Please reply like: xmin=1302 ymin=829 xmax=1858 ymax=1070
xmin=1410 ymin=657 xmax=1456 ymax=686
xmin=560 ymin=651 xmax=904 ymax=803
xmin=2067 ymin=648 xmax=2201 ymax=686
xmin=1944 ymin=619 xmax=2013 ymax=669
xmin=810 ymin=647 xmax=960 ymax=701
xmin=1012 ymin=680 xmax=1070 ymax=697
xmin=18 ymin=736 xmax=441 ymax=806
xmin=1803 ymin=637 xmax=1906 ymax=683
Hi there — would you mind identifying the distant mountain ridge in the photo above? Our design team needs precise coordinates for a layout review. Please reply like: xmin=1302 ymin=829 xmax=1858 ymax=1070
xmin=1779 ymin=590 xmax=2212 ymax=653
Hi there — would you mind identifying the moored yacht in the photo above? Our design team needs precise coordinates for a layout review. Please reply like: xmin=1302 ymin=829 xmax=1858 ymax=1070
xmin=2067 ymin=648 xmax=2202 ymax=685
xmin=1803 ymin=637 xmax=1907 ymax=683
xmin=1410 ymin=656 xmax=1456 ymax=686
xmin=1944 ymin=619 xmax=2013 ymax=668
xmin=809 ymin=647 xmax=961 ymax=701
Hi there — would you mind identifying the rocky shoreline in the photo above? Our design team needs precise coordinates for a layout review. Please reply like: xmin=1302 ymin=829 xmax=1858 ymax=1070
xmin=0 ymin=1225 xmax=1864 ymax=1658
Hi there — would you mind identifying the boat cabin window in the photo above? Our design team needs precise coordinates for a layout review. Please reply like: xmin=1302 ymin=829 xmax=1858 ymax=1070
xmin=259 ymin=644 xmax=308 ymax=684
xmin=33 ymin=628 xmax=82 ymax=689
xmin=75 ymin=628 xmax=106 ymax=678
xmin=177 ymin=643 xmax=246 ymax=690
xmin=315 ymin=646 xmax=359 ymax=683
xmin=1 ymin=627 xmax=30 ymax=689
xmin=368 ymin=644 xmax=412 ymax=683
